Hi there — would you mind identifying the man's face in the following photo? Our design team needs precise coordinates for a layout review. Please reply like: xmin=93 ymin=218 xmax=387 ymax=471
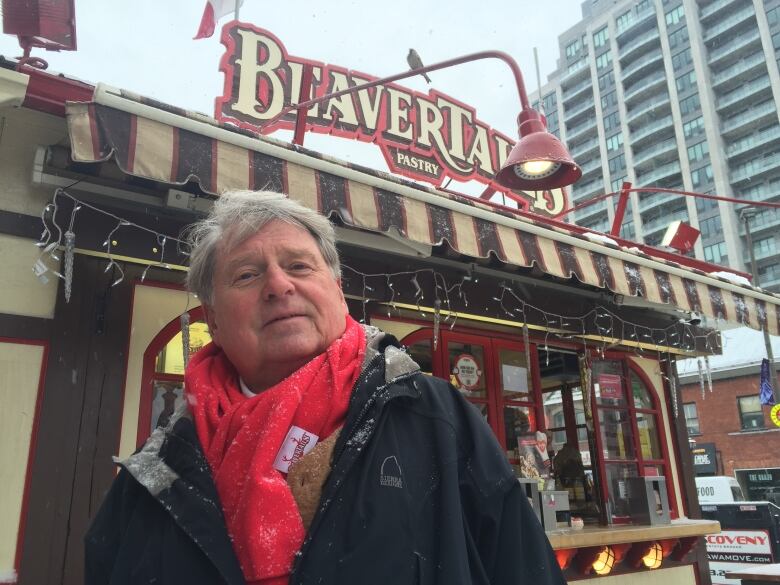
xmin=204 ymin=220 xmax=348 ymax=391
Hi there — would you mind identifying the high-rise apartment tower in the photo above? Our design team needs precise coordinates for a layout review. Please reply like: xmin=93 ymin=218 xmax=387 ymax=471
xmin=537 ymin=0 xmax=780 ymax=292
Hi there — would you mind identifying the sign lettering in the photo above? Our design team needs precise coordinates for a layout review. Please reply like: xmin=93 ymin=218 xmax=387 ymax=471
xmin=216 ymin=24 xmax=568 ymax=217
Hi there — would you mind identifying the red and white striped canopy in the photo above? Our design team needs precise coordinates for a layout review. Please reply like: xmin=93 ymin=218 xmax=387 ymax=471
xmin=66 ymin=97 xmax=780 ymax=336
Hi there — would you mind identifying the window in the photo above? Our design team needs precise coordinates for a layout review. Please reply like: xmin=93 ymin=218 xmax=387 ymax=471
xmin=704 ymin=241 xmax=728 ymax=265
xmin=684 ymin=116 xmax=704 ymax=138
xmin=616 ymin=10 xmax=632 ymax=32
xmin=603 ymin=111 xmax=620 ymax=131
xmin=687 ymin=141 xmax=709 ymax=163
xmin=546 ymin=111 xmax=559 ymax=133
xmin=594 ymin=26 xmax=610 ymax=48
xmin=691 ymin=164 xmax=713 ymax=188
xmin=676 ymin=70 xmax=696 ymax=93
xmin=543 ymin=92 xmax=557 ymax=113
xmin=680 ymin=93 xmax=701 ymax=116
xmin=568 ymin=58 xmax=588 ymax=74
xmin=611 ymin=176 xmax=627 ymax=191
xmin=606 ymin=132 xmax=624 ymax=151
xmin=591 ymin=362 xmax=672 ymax=519
xmin=596 ymin=51 xmax=613 ymax=71
xmin=665 ymin=5 xmax=685 ymax=26
xmin=683 ymin=403 xmax=700 ymax=435
xmin=637 ymin=0 xmax=651 ymax=11
xmin=696 ymin=191 xmax=718 ymax=213
xmin=738 ymin=395 xmax=765 ymax=430
xmin=599 ymin=70 xmax=615 ymax=91
xmin=700 ymin=216 xmax=722 ymax=239
xmin=672 ymin=48 xmax=692 ymax=71
xmin=601 ymin=90 xmax=618 ymax=109
xmin=621 ymin=221 xmax=635 ymax=240
xmin=755 ymin=237 xmax=776 ymax=255
xmin=669 ymin=26 xmax=689 ymax=49
xmin=768 ymin=6 xmax=780 ymax=26
xmin=609 ymin=153 xmax=626 ymax=174
xmin=566 ymin=38 xmax=582 ymax=58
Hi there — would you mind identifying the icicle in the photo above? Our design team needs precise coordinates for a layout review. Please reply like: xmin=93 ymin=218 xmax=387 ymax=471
xmin=669 ymin=362 xmax=679 ymax=419
xmin=697 ymin=358 xmax=705 ymax=399
xmin=180 ymin=312 xmax=191 ymax=368
xmin=704 ymin=355 xmax=713 ymax=393
xmin=433 ymin=299 xmax=441 ymax=350
xmin=522 ymin=321 xmax=531 ymax=369
xmin=63 ymin=230 xmax=75 ymax=302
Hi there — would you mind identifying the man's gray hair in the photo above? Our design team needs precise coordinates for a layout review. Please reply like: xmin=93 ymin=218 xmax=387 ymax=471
xmin=185 ymin=190 xmax=341 ymax=304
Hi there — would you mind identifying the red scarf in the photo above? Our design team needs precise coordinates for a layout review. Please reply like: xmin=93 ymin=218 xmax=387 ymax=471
xmin=186 ymin=316 xmax=365 ymax=585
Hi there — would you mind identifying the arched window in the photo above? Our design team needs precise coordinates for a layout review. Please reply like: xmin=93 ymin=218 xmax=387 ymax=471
xmin=137 ymin=308 xmax=211 ymax=446
xmin=591 ymin=359 xmax=676 ymax=520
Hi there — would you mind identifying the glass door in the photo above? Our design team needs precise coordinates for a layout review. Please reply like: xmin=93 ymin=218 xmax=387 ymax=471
xmin=441 ymin=331 xmax=496 ymax=428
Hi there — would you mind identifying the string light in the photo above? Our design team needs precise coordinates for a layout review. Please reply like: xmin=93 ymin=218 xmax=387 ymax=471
xmin=36 ymin=189 xmax=723 ymax=360
xmin=32 ymin=188 xmax=188 ymax=295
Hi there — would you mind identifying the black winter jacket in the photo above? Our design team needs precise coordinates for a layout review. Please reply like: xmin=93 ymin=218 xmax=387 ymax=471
xmin=85 ymin=330 xmax=566 ymax=585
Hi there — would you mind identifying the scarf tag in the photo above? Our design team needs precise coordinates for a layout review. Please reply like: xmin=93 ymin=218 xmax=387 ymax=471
xmin=273 ymin=425 xmax=319 ymax=474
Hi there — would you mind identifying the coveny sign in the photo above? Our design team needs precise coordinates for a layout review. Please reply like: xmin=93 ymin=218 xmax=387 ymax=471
xmin=216 ymin=23 xmax=568 ymax=217
xmin=706 ymin=529 xmax=774 ymax=585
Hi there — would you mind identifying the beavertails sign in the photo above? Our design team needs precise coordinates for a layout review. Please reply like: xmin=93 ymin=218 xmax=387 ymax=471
xmin=215 ymin=23 xmax=568 ymax=217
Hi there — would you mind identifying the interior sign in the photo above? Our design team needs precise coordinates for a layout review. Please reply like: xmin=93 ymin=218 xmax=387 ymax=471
xmin=216 ymin=23 xmax=568 ymax=217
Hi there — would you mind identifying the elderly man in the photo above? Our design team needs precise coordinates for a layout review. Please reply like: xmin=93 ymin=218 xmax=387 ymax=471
xmin=85 ymin=191 xmax=565 ymax=585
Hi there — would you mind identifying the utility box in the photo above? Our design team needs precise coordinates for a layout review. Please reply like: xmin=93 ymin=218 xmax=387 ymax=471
xmin=626 ymin=476 xmax=671 ymax=526
xmin=539 ymin=490 xmax=571 ymax=531
xmin=517 ymin=478 xmax=541 ymax=523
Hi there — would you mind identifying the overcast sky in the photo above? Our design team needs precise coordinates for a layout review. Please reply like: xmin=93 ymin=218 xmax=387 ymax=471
xmin=1 ymin=0 xmax=586 ymax=192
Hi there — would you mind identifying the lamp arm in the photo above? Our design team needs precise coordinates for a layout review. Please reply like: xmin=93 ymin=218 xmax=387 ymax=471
xmin=259 ymin=50 xmax=531 ymax=132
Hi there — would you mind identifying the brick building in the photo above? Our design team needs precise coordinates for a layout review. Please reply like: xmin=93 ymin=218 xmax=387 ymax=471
xmin=678 ymin=327 xmax=780 ymax=502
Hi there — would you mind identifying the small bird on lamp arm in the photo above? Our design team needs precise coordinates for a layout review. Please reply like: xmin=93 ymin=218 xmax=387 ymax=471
xmin=407 ymin=48 xmax=432 ymax=83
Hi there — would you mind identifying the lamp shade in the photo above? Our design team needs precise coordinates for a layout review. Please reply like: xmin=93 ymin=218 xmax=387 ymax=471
xmin=495 ymin=110 xmax=581 ymax=191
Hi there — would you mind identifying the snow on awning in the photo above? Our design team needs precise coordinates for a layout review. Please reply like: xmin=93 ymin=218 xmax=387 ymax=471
xmin=64 ymin=91 xmax=780 ymax=336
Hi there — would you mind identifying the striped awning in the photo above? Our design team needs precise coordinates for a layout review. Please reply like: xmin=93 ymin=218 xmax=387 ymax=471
xmin=65 ymin=94 xmax=780 ymax=337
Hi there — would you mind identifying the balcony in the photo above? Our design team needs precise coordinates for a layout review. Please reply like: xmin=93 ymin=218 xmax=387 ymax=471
xmin=712 ymin=52 xmax=767 ymax=91
xmin=636 ymin=160 xmax=682 ymax=189
xmin=738 ymin=210 xmax=780 ymax=236
xmin=633 ymin=138 xmax=679 ymax=170
xmin=623 ymin=71 xmax=666 ymax=104
xmin=562 ymin=78 xmax=594 ymax=105
xmin=720 ymin=100 xmax=778 ymax=137
xmin=619 ymin=28 xmax=661 ymax=64
xmin=708 ymin=29 xmax=760 ymax=67
xmin=574 ymin=199 xmax=609 ymax=221
xmin=630 ymin=114 xmax=674 ymax=146
xmin=564 ymin=99 xmax=596 ymax=122
xmin=756 ymin=273 xmax=780 ymax=291
xmin=626 ymin=94 xmax=671 ymax=125
xmin=744 ymin=245 xmax=779 ymax=263
xmin=571 ymin=137 xmax=600 ymax=159
xmin=579 ymin=158 xmax=604 ymax=179
xmin=621 ymin=51 xmax=664 ymax=84
xmin=730 ymin=155 xmax=780 ymax=184
xmin=700 ymin=0 xmax=746 ymax=21
xmin=566 ymin=120 xmax=598 ymax=143
xmin=726 ymin=125 xmax=780 ymax=160
xmin=737 ymin=181 xmax=780 ymax=204
xmin=560 ymin=59 xmax=591 ymax=86
xmin=616 ymin=6 xmax=657 ymax=39
xmin=638 ymin=191 xmax=683 ymax=212
xmin=702 ymin=4 xmax=756 ymax=42
xmin=641 ymin=208 xmax=689 ymax=236
xmin=716 ymin=75 xmax=771 ymax=113
xmin=572 ymin=180 xmax=604 ymax=201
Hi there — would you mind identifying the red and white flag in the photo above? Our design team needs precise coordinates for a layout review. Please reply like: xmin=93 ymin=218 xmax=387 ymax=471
xmin=194 ymin=0 xmax=244 ymax=40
